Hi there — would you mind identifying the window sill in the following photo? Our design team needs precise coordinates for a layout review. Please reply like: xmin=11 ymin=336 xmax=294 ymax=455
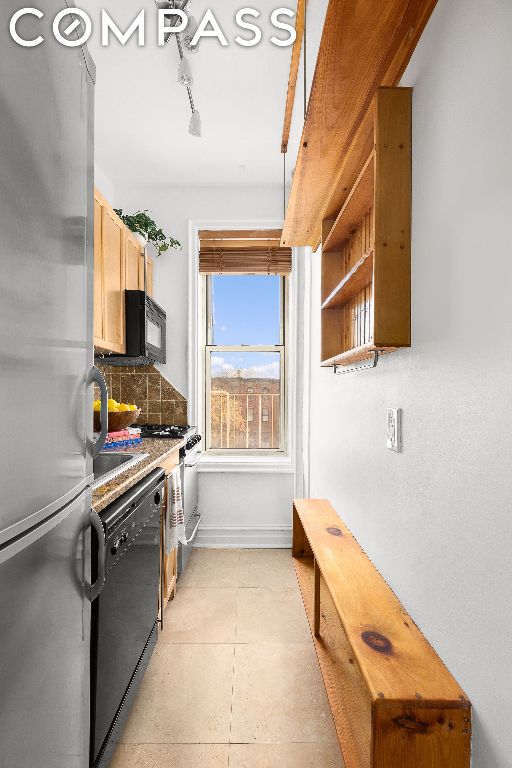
xmin=198 ymin=453 xmax=295 ymax=474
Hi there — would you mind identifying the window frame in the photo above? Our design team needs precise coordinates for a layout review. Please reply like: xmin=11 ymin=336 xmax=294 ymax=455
xmin=203 ymin=274 xmax=287 ymax=455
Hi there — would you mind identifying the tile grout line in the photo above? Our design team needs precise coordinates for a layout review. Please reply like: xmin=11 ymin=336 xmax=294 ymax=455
xmin=227 ymin=553 xmax=243 ymax=766
xmin=228 ymin=643 xmax=236 ymax=749
xmin=119 ymin=740 xmax=343 ymax=744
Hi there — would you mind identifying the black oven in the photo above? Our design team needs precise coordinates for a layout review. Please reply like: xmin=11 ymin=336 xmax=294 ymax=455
xmin=125 ymin=290 xmax=166 ymax=364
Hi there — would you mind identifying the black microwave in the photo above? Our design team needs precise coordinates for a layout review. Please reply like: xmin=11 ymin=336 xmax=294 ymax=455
xmin=125 ymin=290 xmax=166 ymax=364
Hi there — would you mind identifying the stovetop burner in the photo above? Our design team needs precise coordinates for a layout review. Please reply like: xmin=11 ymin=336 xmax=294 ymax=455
xmin=139 ymin=424 xmax=194 ymax=439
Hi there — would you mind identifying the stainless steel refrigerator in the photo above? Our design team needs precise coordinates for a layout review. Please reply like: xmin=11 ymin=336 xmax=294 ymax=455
xmin=0 ymin=4 xmax=101 ymax=766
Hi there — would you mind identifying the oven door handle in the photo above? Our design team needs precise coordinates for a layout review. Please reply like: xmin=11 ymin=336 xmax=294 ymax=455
xmin=183 ymin=513 xmax=202 ymax=545
xmin=90 ymin=510 xmax=106 ymax=602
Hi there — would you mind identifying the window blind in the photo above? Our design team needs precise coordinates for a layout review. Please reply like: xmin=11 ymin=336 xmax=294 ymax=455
xmin=199 ymin=229 xmax=292 ymax=275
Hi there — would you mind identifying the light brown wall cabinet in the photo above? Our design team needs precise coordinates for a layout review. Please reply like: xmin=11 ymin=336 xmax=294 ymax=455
xmin=146 ymin=256 xmax=154 ymax=297
xmin=125 ymin=230 xmax=142 ymax=291
xmin=320 ymin=87 xmax=411 ymax=367
xmin=94 ymin=189 xmax=154 ymax=354
xmin=94 ymin=189 xmax=126 ymax=354
xmin=127 ymin=231 xmax=154 ymax=295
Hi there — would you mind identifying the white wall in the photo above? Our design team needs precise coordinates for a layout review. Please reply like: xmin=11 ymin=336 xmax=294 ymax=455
xmin=196 ymin=471 xmax=294 ymax=548
xmin=94 ymin=163 xmax=116 ymax=202
xmin=308 ymin=1 xmax=512 ymax=765
xmin=112 ymin=183 xmax=295 ymax=545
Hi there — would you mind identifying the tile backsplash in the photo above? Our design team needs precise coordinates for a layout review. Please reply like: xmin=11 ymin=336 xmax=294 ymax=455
xmin=96 ymin=364 xmax=188 ymax=426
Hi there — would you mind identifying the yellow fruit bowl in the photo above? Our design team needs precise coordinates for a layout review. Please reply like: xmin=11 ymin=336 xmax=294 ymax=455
xmin=94 ymin=407 xmax=141 ymax=434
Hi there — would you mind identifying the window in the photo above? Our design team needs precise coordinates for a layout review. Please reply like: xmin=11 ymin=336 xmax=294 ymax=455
xmin=205 ymin=274 xmax=286 ymax=452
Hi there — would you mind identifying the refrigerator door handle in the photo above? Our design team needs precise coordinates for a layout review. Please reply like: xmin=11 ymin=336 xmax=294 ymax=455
xmin=90 ymin=510 xmax=106 ymax=601
xmin=93 ymin=366 xmax=109 ymax=458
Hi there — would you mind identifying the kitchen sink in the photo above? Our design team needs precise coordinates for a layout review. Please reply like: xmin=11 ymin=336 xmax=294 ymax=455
xmin=93 ymin=452 xmax=149 ymax=489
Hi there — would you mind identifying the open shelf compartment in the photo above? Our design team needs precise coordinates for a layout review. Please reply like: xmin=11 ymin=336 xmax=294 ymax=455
xmin=322 ymin=152 xmax=375 ymax=254
xmin=321 ymin=249 xmax=373 ymax=311
xmin=320 ymin=87 xmax=412 ymax=368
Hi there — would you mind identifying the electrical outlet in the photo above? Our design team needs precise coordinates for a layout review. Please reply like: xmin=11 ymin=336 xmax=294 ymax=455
xmin=387 ymin=408 xmax=402 ymax=452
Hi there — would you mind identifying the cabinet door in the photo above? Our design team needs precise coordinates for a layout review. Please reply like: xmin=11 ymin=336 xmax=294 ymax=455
xmin=93 ymin=196 xmax=104 ymax=343
xmin=102 ymin=207 xmax=125 ymax=353
xmin=161 ymin=478 xmax=177 ymax=605
xmin=125 ymin=233 xmax=142 ymax=291
xmin=146 ymin=256 xmax=154 ymax=297
xmin=138 ymin=251 xmax=145 ymax=291
xmin=137 ymin=252 xmax=154 ymax=296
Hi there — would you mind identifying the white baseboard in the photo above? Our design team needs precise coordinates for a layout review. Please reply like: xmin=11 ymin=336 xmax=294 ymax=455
xmin=195 ymin=525 xmax=292 ymax=548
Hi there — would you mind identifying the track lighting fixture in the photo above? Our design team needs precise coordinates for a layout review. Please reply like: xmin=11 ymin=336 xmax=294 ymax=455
xmin=177 ymin=56 xmax=193 ymax=86
xmin=188 ymin=109 xmax=201 ymax=137
xmin=154 ymin=0 xmax=202 ymax=136
xmin=182 ymin=15 xmax=198 ymax=52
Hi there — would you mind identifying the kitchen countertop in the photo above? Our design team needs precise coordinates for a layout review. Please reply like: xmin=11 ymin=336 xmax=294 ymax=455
xmin=92 ymin=437 xmax=185 ymax=513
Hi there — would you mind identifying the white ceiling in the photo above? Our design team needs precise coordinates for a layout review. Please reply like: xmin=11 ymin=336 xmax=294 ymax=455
xmin=81 ymin=0 xmax=295 ymax=187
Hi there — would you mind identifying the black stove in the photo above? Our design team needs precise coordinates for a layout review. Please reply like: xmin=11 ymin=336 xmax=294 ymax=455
xmin=140 ymin=424 xmax=192 ymax=439
xmin=139 ymin=424 xmax=201 ymax=449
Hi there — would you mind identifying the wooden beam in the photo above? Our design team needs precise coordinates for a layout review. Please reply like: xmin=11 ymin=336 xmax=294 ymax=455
xmin=281 ymin=0 xmax=306 ymax=154
xmin=281 ymin=0 xmax=438 ymax=247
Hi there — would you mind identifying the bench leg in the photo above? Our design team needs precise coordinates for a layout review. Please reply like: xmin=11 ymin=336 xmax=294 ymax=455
xmin=314 ymin=557 xmax=321 ymax=637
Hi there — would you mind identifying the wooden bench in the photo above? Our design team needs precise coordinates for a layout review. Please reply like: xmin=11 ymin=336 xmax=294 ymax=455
xmin=292 ymin=499 xmax=471 ymax=768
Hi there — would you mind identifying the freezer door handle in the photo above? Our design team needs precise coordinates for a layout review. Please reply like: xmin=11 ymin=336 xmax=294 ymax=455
xmin=90 ymin=510 xmax=106 ymax=601
xmin=93 ymin=366 xmax=109 ymax=457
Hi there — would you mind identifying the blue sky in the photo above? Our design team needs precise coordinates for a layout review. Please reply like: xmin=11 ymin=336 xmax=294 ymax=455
xmin=212 ymin=275 xmax=280 ymax=345
xmin=210 ymin=275 xmax=281 ymax=378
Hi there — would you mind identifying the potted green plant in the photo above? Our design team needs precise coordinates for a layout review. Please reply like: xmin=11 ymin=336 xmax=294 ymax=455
xmin=114 ymin=209 xmax=181 ymax=256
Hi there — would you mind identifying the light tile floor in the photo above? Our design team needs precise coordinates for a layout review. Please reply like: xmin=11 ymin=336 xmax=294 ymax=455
xmin=111 ymin=548 xmax=345 ymax=768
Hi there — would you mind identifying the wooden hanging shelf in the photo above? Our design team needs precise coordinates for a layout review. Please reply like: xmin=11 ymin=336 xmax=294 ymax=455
xmin=281 ymin=0 xmax=437 ymax=247
xmin=320 ymin=87 xmax=411 ymax=367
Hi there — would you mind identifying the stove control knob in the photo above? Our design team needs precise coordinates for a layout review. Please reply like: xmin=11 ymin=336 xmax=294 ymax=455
xmin=154 ymin=491 xmax=161 ymax=506
xmin=111 ymin=540 xmax=120 ymax=555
